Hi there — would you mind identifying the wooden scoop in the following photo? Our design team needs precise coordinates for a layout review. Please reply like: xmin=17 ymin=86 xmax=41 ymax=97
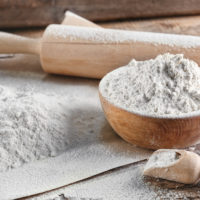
xmin=143 ymin=149 xmax=200 ymax=184
xmin=1 ymin=13 xmax=200 ymax=78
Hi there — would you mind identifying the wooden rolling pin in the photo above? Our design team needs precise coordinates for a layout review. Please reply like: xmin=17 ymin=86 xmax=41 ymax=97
xmin=1 ymin=13 xmax=200 ymax=78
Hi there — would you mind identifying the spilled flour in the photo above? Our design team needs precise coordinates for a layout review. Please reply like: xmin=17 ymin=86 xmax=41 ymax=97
xmin=0 ymin=72 xmax=151 ymax=200
xmin=100 ymin=53 xmax=200 ymax=116
xmin=30 ymin=163 xmax=198 ymax=200
xmin=0 ymin=85 xmax=70 ymax=172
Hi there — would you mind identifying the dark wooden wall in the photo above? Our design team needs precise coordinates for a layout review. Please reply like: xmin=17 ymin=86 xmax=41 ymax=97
xmin=1 ymin=0 xmax=200 ymax=28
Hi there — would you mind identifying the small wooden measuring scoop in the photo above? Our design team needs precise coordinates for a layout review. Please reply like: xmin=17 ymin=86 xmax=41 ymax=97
xmin=1 ymin=12 xmax=200 ymax=78
xmin=143 ymin=149 xmax=200 ymax=184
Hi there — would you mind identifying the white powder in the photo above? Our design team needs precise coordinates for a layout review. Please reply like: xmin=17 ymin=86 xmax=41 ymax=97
xmin=30 ymin=162 xmax=197 ymax=200
xmin=99 ymin=53 xmax=200 ymax=117
xmin=29 ymin=163 xmax=159 ymax=200
xmin=0 ymin=63 xmax=151 ymax=199
xmin=44 ymin=25 xmax=200 ymax=48
xmin=0 ymin=85 xmax=70 ymax=172
xmin=144 ymin=150 xmax=180 ymax=171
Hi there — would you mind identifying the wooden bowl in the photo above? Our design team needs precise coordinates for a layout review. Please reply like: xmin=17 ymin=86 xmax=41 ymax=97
xmin=99 ymin=92 xmax=200 ymax=150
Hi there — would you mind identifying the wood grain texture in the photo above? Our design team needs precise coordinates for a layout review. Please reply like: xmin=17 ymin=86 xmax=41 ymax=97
xmin=99 ymin=93 xmax=200 ymax=150
xmin=10 ymin=15 xmax=200 ymax=38
xmin=1 ymin=0 xmax=200 ymax=28
xmin=101 ymin=15 xmax=200 ymax=36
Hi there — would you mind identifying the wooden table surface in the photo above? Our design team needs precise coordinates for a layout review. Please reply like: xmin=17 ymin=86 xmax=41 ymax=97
xmin=4 ymin=15 xmax=200 ymax=199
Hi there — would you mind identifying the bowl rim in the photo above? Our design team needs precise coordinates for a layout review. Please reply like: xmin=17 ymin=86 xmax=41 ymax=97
xmin=99 ymin=70 xmax=200 ymax=120
xmin=99 ymin=91 xmax=200 ymax=120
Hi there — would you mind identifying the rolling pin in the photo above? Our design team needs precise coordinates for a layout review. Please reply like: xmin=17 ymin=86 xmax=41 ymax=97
xmin=1 ymin=14 xmax=200 ymax=78
xmin=61 ymin=11 xmax=100 ymax=28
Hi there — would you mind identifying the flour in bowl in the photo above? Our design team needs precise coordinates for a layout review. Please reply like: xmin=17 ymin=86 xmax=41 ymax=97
xmin=0 ymin=86 xmax=70 ymax=172
xmin=99 ymin=53 xmax=200 ymax=116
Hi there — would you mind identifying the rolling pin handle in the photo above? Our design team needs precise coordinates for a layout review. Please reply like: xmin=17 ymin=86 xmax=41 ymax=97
xmin=0 ymin=31 xmax=40 ymax=55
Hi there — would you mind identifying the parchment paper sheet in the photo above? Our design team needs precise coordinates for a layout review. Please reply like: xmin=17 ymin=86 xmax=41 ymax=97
xmin=0 ymin=55 xmax=151 ymax=200
xmin=29 ymin=162 xmax=200 ymax=200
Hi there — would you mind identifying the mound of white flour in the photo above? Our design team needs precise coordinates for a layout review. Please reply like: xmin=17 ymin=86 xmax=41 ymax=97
xmin=0 ymin=86 xmax=70 ymax=172
xmin=100 ymin=53 xmax=200 ymax=116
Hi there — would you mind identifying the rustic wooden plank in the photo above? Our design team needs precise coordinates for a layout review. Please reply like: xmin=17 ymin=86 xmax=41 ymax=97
xmin=1 ymin=0 xmax=200 ymax=28
xmin=101 ymin=15 xmax=200 ymax=36
xmin=10 ymin=15 xmax=200 ymax=38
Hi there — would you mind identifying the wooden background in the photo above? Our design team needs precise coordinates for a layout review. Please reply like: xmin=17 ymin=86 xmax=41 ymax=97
xmin=1 ymin=0 xmax=200 ymax=28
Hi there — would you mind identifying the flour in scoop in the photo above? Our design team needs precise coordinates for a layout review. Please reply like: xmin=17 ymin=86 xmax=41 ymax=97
xmin=144 ymin=150 xmax=180 ymax=170
xmin=100 ymin=53 xmax=200 ymax=116
xmin=0 ymin=86 xmax=70 ymax=172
